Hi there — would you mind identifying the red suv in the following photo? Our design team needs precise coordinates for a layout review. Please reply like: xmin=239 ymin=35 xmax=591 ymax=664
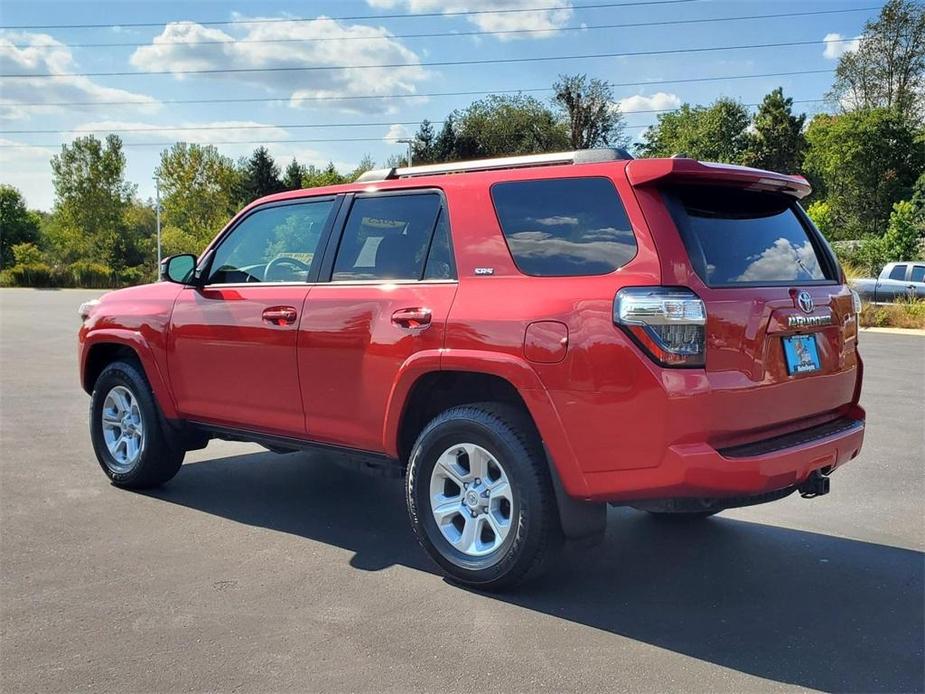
xmin=79 ymin=149 xmax=865 ymax=589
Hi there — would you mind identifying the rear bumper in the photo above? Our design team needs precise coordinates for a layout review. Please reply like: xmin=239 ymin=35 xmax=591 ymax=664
xmin=579 ymin=410 xmax=865 ymax=503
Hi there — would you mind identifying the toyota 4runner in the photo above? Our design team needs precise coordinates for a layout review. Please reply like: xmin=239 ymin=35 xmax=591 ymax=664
xmin=79 ymin=149 xmax=865 ymax=589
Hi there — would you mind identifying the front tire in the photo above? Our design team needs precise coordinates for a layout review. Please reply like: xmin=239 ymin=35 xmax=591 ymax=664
xmin=406 ymin=403 xmax=561 ymax=591
xmin=90 ymin=360 xmax=184 ymax=489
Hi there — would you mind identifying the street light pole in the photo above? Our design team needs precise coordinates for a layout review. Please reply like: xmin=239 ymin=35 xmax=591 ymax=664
xmin=396 ymin=138 xmax=413 ymax=167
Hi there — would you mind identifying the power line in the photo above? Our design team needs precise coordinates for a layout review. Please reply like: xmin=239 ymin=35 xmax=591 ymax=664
xmin=0 ymin=0 xmax=695 ymax=31
xmin=3 ymin=69 xmax=837 ymax=108
xmin=0 ymin=126 xmax=659 ymax=149
xmin=0 ymin=37 xmax=865 ymax=79
xmin=0 ymin=100 xmax=828 ymax=136
xmin=8 ymin=7 xmax=878 ymax=50
xmin=0 ymin=99 xmax=832 ymax=147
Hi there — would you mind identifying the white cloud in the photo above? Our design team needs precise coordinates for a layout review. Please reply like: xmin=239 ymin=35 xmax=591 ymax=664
xmin=617 ymin=92 xmax=681 ymax=113
xmin=823 ymin=32 xmax=861 ymax=60
xmin=70 ymin=120 xmax=291 ymax=145
xmin=0 ymin=32 xmax=159 ymax=120
xmin=130 ymin=16 xmax=429 ymax=114
xmin=735 ymin=238 xmax=822 ymax=283
xmin=383 ymin=123 xmax=410 ymax=142
xmin=366 ymin=0 xmax=573 ymax=39
xmin=0 ymin=139 xmax=56 ymax=210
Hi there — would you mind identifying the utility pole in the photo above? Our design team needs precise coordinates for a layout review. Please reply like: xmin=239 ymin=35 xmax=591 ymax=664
xmin=396 ymin=138 xmax=413 ymax=167
xmin=155 ymin=177 xmax=161 ymax=274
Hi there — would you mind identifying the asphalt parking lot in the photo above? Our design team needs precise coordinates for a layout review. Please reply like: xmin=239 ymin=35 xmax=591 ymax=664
xmin=1 ymin=288 xmax=923 ymax=693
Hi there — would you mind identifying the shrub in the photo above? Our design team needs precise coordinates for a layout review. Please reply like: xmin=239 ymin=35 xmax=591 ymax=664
xmin=68 ymin=261 xmax=114 ymax=288
xmin=859 ymin=298 xmax=925 ymax=329
xmin=5 ymin=262 xmax=56 ymax=287
xmin=11 ymin=242 xmax=44 ymax=266
xmin=118 ymin=266 xmax=150 ymax=287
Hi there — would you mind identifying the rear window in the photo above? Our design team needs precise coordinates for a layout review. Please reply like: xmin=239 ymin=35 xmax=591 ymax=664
xmin=491 ymin=177 xmax=637 ymax=277
xmin=666 ymin=185 xmax=833 ymax=286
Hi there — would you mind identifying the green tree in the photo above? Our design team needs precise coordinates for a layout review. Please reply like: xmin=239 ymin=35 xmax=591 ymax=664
xmin=552 ymin=73 xmax=625 ymax=149
xmin=803 ymin=108 xmax=925 ymax=239
xmin=450 ymin=94 xmax=570 ymax=159
xmin=638 ymin=98 xmax=750 ymax=162
xmin=283 ymin=159 xmax=305 ymax=191
xmin=240 ymin=146 xmax=284 ymax=203
xmin=827 ymin=0 xmax=925 ymax=121
xmin=411 ymin=120 xmax=438 ymax=164
xmin=302 ymin=162 xmax=348 ymax=188
xmin=742 ymin=88 xmax=807 ymax=173
xmin=156 ymin=143 xmax=241 ymax=254
xmin=882 ymin=199 xmax=924 ymax=260
xmin=49 ymin=134 xmax=135 ymax=268
xmin=434 ymin=116 xmax=458 ymax=162
xmin=349 ymin=154 xmax=377 ymax=181
xmin=0 ymin=185 xmax=40 ymax=268
xmin=121 ymin=200 xmax=157 ymax=271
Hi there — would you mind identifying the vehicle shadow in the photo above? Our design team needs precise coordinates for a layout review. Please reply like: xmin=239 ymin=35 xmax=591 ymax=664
xmin=146 ymin=450 xmax=924 ymax=693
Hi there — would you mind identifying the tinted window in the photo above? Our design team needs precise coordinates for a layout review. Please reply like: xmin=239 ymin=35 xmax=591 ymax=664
xmin=666 ymin=186 xmax=829 ymax=286
xmin=423 ymin=209 xmax=456 ymax=280
xmin=889 ymin=264 xmax=908 ymax=281
xmin=208 ymin=200 xmax=334 ymax=284
xmin=911 ymin=266 xmax=925 ymax=283
xmin=333 ymin=194 xmax=441 ymax=281
xmin=491 ymin=178 xmax=637 ymax=277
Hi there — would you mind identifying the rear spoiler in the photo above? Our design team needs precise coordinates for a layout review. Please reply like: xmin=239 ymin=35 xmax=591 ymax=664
xmin=625 ymin=158 xmax=812 ymax=199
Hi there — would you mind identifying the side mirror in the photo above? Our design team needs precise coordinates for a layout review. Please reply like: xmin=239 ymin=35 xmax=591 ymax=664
xmin=160 ymin=254 xmax=198 ymax=285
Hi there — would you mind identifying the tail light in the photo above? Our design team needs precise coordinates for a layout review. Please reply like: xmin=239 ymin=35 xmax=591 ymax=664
xmin=614 ymin=287 xmax=706 ymax=367
xmin=850 ymin=289 xmax=862 ymax=314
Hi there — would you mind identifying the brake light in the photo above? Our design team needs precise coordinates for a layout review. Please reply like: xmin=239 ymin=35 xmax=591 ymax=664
xmin=614 ymin=287 xmax=707 ymax=367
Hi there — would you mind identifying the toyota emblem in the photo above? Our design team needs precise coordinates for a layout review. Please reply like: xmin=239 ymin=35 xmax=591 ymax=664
xmin=797 ymin=291 xmax=814 ymax=314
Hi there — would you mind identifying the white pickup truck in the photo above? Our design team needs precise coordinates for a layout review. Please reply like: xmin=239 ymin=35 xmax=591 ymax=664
xmin=851 ymin=261 xmax=925 ymax=302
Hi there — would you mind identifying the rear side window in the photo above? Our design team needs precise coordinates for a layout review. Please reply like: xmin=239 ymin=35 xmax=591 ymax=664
xmin=665 ymin=185 xmax=832 ymax=286
xmin=332 ymin=193 xmax=442 ymax=281
xmin=491 ymin=177 xmax=637 ymax=277
xmin=889 ymin=264 xmax=908 ymax=280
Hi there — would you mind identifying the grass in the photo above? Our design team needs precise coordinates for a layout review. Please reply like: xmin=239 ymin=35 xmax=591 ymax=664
xmin=859 ymin=297 xmax=925 ymax=329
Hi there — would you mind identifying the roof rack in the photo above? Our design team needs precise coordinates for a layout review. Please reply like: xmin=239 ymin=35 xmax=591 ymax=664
xmin=355 ymin=147 xmax=633 ymax=183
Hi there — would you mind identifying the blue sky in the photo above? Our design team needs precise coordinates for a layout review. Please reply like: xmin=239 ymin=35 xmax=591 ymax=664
xmin=0 ymin=0 xmax=878 ymax=210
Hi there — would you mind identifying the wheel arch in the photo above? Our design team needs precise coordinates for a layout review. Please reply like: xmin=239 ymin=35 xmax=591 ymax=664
xmin=385 ymin=350 xmax=603 ymax=540
xmin=81 ymin=330 xmax=179 ymax=420
xmin=394 ymin=367 xmax=607 ymax=542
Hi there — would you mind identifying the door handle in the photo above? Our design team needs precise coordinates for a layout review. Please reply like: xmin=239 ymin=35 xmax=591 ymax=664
xmin=262 ymin=306 xmax=298 ymax=326
xmin=392 ymin=307 xmax=432 ymax=329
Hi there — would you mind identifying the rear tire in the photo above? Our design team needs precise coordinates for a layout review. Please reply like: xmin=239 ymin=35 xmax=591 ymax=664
xmin=90 ymin=360 xmax=184 ymax=489
xmin=406 ymin=403 xmax=561 ymax=591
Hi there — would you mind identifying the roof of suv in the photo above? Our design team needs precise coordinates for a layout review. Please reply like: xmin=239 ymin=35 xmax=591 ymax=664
xmin=247 ymin=148 xmax=812 ymax=213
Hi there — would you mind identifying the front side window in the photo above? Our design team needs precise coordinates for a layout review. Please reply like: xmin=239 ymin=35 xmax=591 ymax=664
xmin=332 ymin=193 xmax=443 ymax=281
xmin=889 ymin=264 xmax=908 ymax=281
xmin=208 ymin=200 xmax=334 ymax=284
xmin=491 ymin=177 xmax=637 ymax=277
xmin=911 ymin=265 xmax=925 ymax=283
xmin=665 ymin=185 xmax=832 ymax=286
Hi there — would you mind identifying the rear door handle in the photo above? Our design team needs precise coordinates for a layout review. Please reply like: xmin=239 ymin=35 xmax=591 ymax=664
xmin=392 ymin=307 xmax=432 ymax=329
xmin=262 ymin=306 xmax=298 ymax=326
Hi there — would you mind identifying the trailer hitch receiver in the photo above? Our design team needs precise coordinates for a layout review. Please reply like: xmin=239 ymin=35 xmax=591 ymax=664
xmin=798 ymin=470 xmax=831 ymax=499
